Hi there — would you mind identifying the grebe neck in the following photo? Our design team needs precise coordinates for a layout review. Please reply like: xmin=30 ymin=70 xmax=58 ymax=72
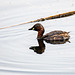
xmin=37 ymin=29 xmax=44 ymax=38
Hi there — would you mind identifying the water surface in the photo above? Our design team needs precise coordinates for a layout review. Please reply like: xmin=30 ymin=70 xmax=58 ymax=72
xmin=0 ymin=0 xmax=75 ymax=75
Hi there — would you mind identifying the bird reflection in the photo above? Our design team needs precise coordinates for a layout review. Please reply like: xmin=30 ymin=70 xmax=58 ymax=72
xmin=29 ymin=39 xmax=45 ymax=54
xmin=44 ymin=39 xmax=70 ymax=44
xmin=29 ymin=39 xmax=70 ymax=54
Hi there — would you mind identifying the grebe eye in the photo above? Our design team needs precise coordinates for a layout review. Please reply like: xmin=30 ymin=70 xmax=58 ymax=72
xmin=32 ymin=28 xmax=35 ymax=30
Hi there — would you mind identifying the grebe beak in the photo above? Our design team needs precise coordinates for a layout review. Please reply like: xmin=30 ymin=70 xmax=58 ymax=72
xmin=28 ymin=27 xmax=34 ymax=30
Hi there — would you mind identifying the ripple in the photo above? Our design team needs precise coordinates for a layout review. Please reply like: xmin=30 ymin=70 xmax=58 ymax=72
xmin=0 ymin=0 xmax=75 ymax=75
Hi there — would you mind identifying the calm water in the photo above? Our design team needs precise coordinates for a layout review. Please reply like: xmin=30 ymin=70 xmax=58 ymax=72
xmin=0 ymin=0 xmax=75 ymax=75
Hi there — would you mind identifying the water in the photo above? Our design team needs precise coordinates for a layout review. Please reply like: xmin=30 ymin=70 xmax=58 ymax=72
xmin=0 ymin=0 xmax=75 ymax=75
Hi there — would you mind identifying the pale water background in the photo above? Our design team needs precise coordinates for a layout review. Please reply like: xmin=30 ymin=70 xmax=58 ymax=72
xmin=0 ymin=0 xmax=75 ymax=75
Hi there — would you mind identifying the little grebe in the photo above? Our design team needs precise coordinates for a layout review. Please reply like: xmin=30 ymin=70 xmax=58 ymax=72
xmin=28 ymin=23 xmax=70 ymax=41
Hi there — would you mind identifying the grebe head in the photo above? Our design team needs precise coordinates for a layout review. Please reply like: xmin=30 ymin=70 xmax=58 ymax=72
xmin=29 ymin=23 xmax=45 ymax=38
xmin=29 ymin=23 xmax=44 ymax=31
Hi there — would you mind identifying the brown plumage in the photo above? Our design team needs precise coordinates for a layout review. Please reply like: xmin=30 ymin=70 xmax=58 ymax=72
xmin=42 ymin=31 xmax=70 ymax=41
xmin=28 ymin=23 xmax=70 ymax=41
